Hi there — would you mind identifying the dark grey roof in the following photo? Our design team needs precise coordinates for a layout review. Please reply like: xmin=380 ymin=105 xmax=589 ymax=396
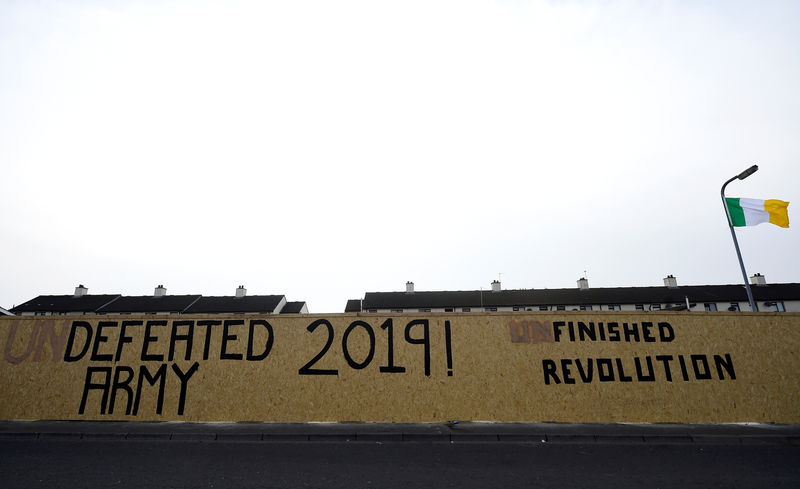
xmin=184 ymin=295 xmax=285 ymax=314
xmin=280 ymin=301 xmax=307 ymax=314
xmin=96 ymin=295 xmax=202 ymax=313
xmin=360 ymin=283 xmax=800 ymax=310
xmin=344 ymin=299 xmax=362 ymax=313
xmin=11 ymin=295 xmax=121 ymax=314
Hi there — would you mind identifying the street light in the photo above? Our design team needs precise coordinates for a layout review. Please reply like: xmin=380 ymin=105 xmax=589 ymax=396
xmin=721 ymin=165 xmax=759 ymax=312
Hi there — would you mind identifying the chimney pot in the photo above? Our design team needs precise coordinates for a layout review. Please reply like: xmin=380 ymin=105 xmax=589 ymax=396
xmin=663 ymin=275 xmax=678 ymax=288
xmin=577 ymin=277 xmax=589 ymax=291
xmin=154 ymin=285 xmax=167 ymax=297
xmin=750 ymin=273 xmax=767 ymax=286
xmin=74 ymin=284 xmax=88 ymax=297
xmin=406 ymin=281 xmax=414 ymax=294
xmin=491 ymin=280 xmax=501 ymax=292
xmin=236 ymin=285 xmax=247 ymax=298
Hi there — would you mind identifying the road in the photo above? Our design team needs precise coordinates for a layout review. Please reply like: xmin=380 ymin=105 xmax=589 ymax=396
xmin=1 ymin=422 xmax=799 ymax=488
xmin=2 ymin=438 xmax=799 ymax=488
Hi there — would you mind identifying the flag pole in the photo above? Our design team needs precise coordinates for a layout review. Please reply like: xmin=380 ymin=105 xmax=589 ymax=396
xmin=720 ymin=165 xmax=758 ymax=312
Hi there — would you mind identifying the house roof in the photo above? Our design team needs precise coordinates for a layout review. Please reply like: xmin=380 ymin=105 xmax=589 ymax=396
xmin=9 ymin=290 xmax=308 ymax=315
xmin=183 ymin=295 xmax=285 ymax=314
xmin=96 ymin=295 xmax=202 ymax=313
xmin=359 ymin=283 xmax=800 ymax=310
xmin=280 ymin=301 xmax=307 ymax=314
xmin=0 ymin=306 xmax=13 ymax=316
xmin=11 ymin=295 xmax=121 ymax=314
xmin=344 ymin=299 xmax=362 ymax=313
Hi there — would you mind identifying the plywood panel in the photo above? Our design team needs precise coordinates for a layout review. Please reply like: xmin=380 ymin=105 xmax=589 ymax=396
xmin=1 ymin=312 xmax=798 ymax=423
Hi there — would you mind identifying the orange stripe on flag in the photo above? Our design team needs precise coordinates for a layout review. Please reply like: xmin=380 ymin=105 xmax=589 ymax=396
xmin=764 ymin=199 xmax=789 ymax=228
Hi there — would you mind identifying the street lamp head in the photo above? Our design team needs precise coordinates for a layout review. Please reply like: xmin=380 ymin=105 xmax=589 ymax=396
xmin=737 ymin=164 xmax=758 ymax=180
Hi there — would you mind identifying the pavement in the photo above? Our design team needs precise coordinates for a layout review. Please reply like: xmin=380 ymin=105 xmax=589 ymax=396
xmin=2 ymin=420 xmax=799 ymax=445
xmin=3 ymin=421 xmax=799 ymax=488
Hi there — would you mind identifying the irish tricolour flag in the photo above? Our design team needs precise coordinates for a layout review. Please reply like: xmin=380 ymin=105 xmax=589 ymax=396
xmin=725 ymin=198 xmax=790 ymax=228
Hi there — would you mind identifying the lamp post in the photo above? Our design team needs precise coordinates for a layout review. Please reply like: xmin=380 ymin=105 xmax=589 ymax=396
xmin=721 ymin=165 xmax=759 ymax=312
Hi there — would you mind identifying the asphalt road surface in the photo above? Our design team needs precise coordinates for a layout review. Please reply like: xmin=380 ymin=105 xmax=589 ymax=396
xmin=2 ymin=437 xmax=799 ymax=489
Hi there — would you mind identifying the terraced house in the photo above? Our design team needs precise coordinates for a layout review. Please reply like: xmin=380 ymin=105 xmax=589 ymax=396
xmin=346 ymin=275 xmax=800 ymax=314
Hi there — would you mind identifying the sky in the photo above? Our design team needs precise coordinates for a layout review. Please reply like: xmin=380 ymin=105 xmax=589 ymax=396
xmin=1 ymin=0 xmax=798 ymax=313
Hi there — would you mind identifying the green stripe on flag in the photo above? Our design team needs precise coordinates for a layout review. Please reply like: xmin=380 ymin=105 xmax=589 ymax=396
xmin=726 ymin=198 xmax=747 ymax=226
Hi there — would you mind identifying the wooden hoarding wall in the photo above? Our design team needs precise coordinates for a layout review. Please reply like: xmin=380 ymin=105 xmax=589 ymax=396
xmin=1 ymin=312 xmax=798 ymax=423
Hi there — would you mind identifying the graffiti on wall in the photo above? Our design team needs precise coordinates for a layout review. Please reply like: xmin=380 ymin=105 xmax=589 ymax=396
xmin=3 ymin=317 xmax=454 ymax=417
xmin=510 ymin=319 xmax=736 ymax=384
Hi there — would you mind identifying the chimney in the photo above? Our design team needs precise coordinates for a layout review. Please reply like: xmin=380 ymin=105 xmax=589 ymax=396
xmin=750 ymin=273 xmax=767 ymax=286
xmin=406 ymin=281 xmax=414 ymax=294
xmin=491 ymin=280 xmax=501 ymax=293
xmin=74 ymin=284 xmax=88 ymax=297
xmin=154 ymin=285 xmax=167 ymax=297
xmin=663 ymin=274 xmax=678 ymax=288
xmin=577 ymin=277 xmax=589 ymax=291
xmin=236 ymin=285 xmax=247 ymax=298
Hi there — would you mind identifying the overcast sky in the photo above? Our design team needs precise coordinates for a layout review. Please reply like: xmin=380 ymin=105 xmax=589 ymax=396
xmin=1 ymin=0 xmax=798 ymax=313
